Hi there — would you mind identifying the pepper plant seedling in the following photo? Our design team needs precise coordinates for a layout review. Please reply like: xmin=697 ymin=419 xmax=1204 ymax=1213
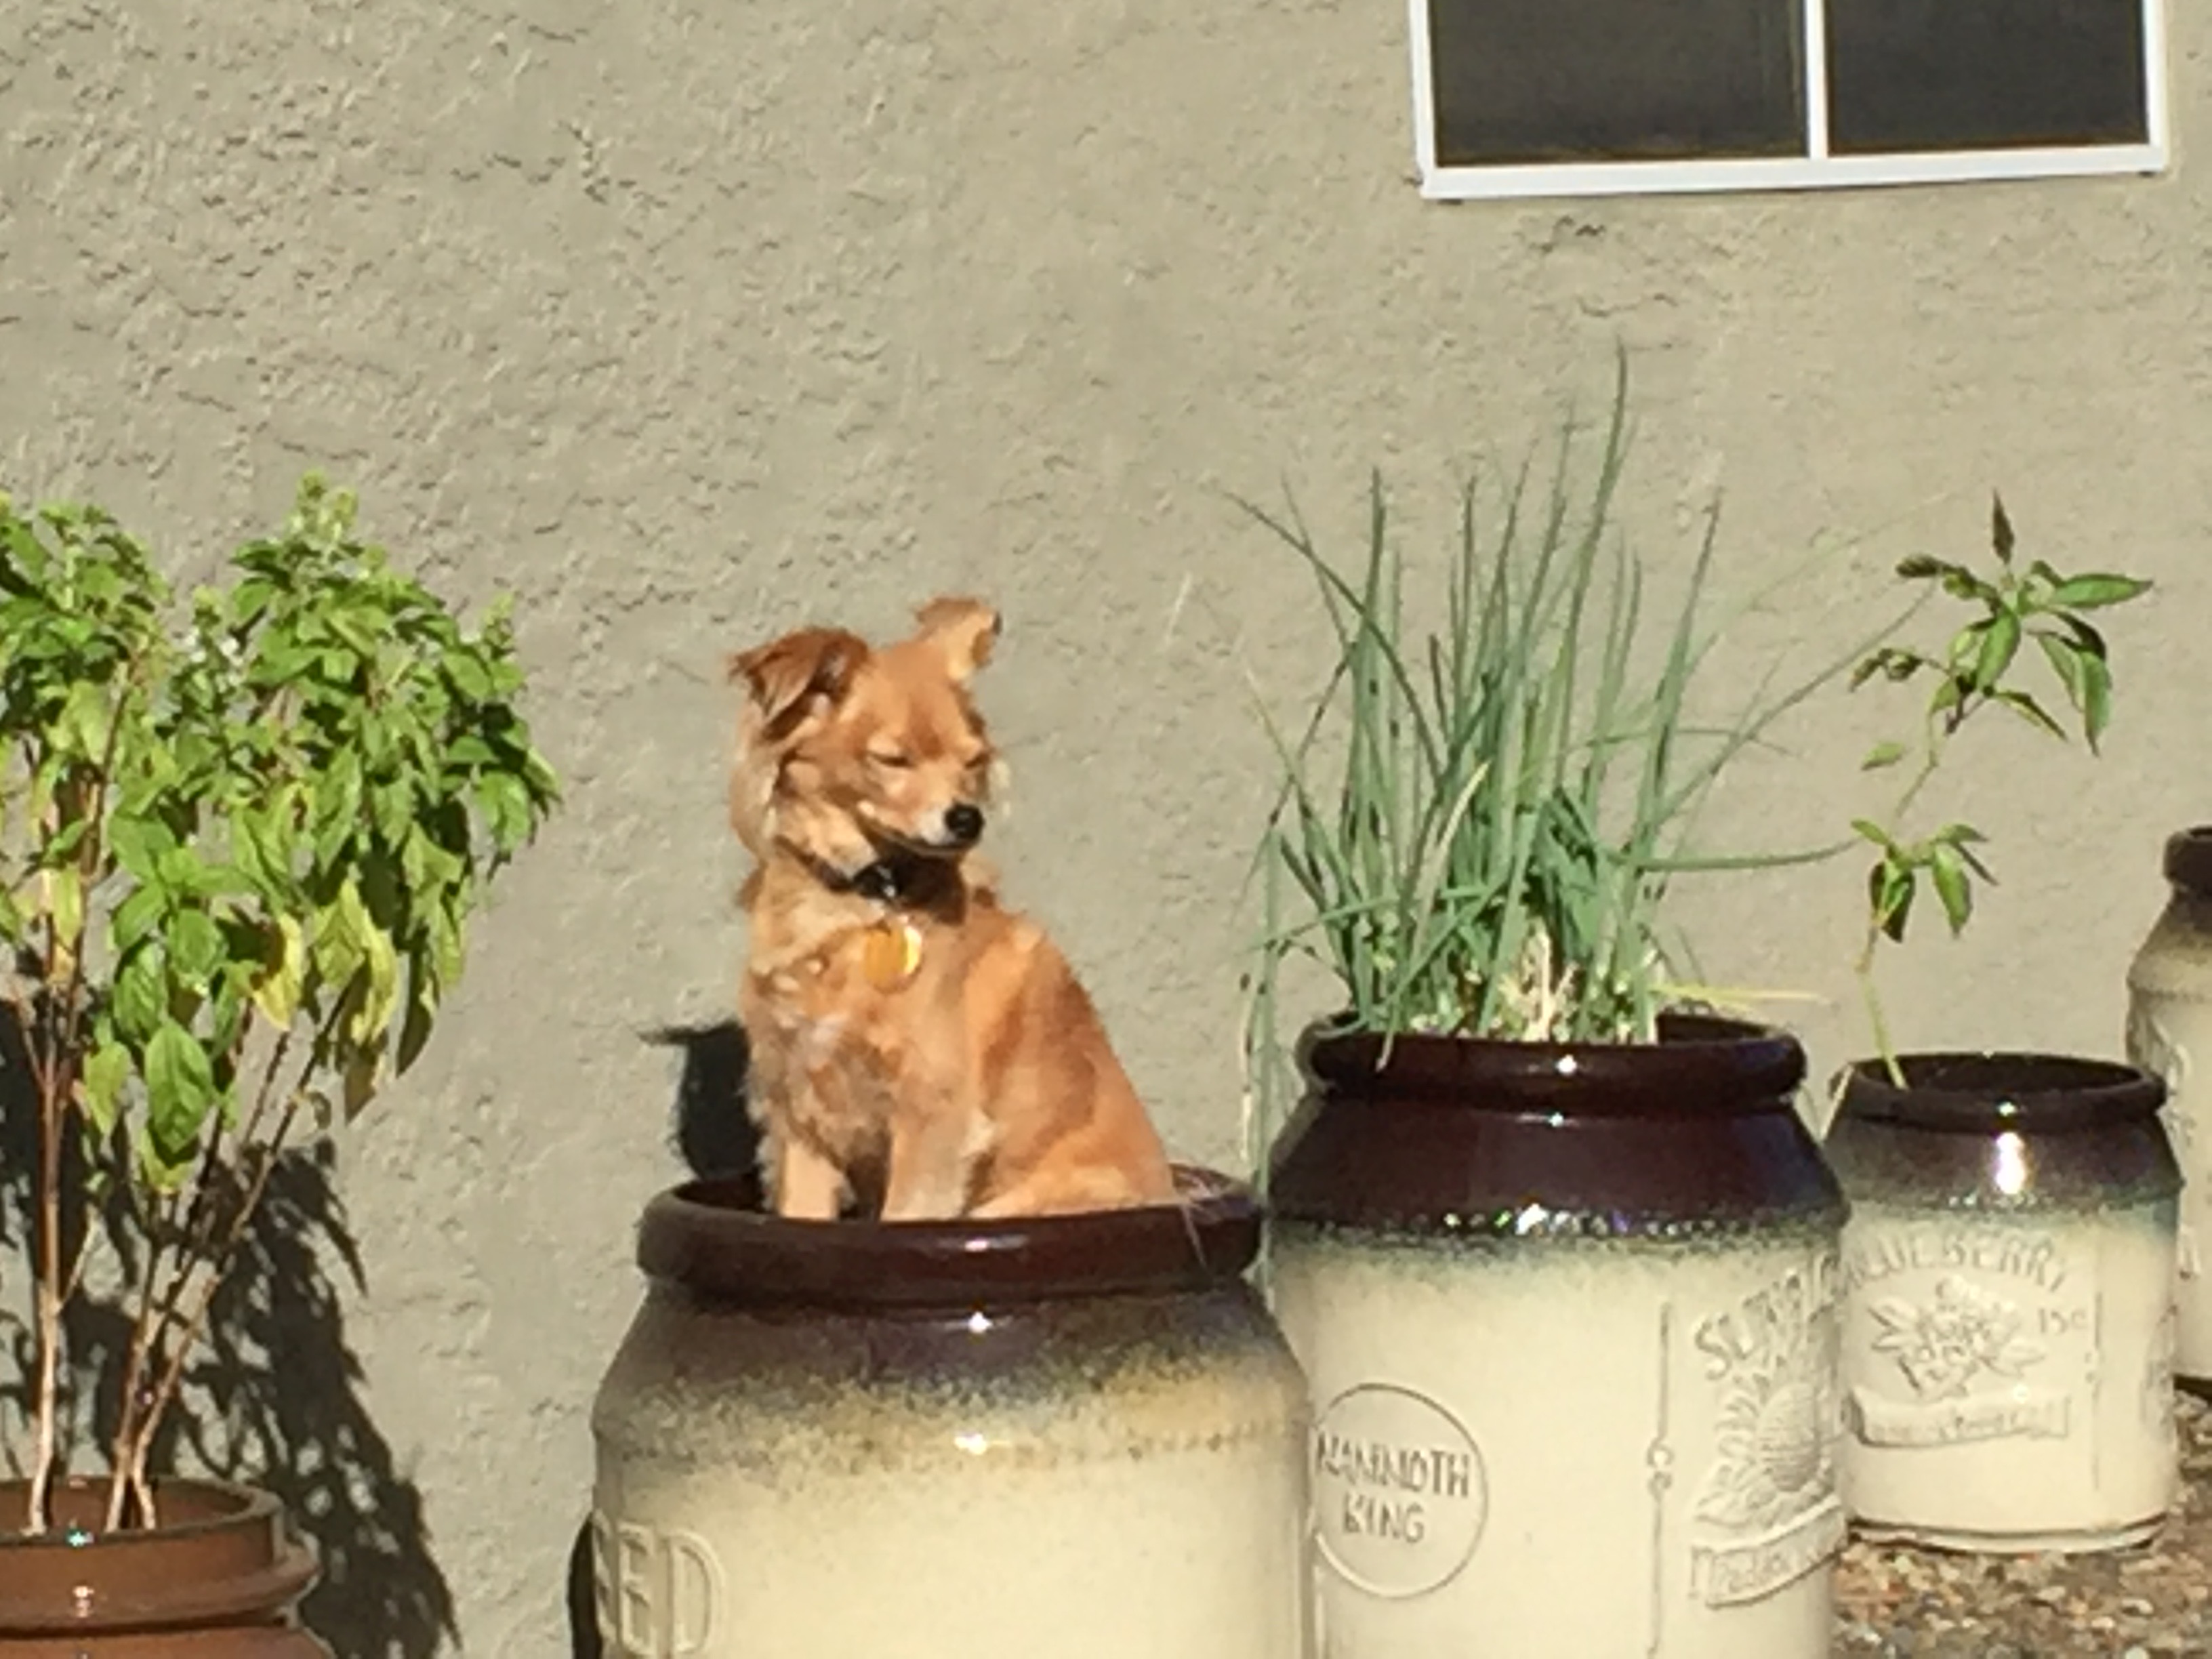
xmin=1847 ymin=494 xmax=2152 ymax=1081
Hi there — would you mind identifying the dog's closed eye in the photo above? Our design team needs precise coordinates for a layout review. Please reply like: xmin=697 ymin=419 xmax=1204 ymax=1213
xmin=868 ymin=748 xmax=914 ymax=770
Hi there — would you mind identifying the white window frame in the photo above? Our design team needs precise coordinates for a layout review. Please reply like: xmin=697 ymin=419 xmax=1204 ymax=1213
xmin=1410 ymin=0 xmax=2170 ymax=201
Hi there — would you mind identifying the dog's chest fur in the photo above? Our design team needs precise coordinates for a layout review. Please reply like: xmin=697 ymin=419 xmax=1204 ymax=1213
xmin=740 ymin=922 xmax=920 ymax=1164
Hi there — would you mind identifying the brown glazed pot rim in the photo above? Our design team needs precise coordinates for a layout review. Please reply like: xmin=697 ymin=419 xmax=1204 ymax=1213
xmin=1835 ymin=1051 xmax=2165 ymax=1133
xmin=636 ymin=1163 xmax=1260 ymax=1309
xmin=1298 ymin=1009 xmax=1806 ymax=1116
xmin=0 ymin=1477 xmax=318 ymax=1634
xmin=2165 ymin=825 xmax=2212 ymax=895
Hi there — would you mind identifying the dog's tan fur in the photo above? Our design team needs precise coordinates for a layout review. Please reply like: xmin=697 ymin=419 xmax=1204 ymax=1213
xmin=727 ymin=596 xmax=1175 ymax=1222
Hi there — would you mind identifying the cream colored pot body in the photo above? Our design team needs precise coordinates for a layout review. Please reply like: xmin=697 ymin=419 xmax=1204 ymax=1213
xmin=1273 ymin=1226 xmax=1843 ymax=1658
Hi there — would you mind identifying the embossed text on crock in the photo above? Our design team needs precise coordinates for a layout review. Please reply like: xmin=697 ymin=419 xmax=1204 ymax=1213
xmin=1316 ymin=1432 xmax=1475 ymax=1542
xmin=1841 ymin=1225 xmax=2067 ymax=1297
xmin=590 ymin=1511 xmax=724 ymax=1657
xmin=1693 ymin=1252 xmax=1839 ymax=1380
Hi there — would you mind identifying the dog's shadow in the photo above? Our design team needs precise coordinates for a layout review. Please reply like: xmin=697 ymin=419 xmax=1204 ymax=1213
xmin=655 ymin=1019 xmax=767 ymax=1203
xmin=567 ymin=1019 xmax=761 ymax=1657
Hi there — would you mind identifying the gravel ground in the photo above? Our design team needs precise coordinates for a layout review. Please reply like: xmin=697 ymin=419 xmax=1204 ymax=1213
xmin=1833 ymin=1391 xmax=2212 ymax=1657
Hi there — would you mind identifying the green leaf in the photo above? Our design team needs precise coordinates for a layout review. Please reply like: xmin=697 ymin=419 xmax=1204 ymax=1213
xmin=476 ymin=771 xmax=533 ymax=855
xmin=396 ymin=966 xmax=436 ymax=1073
xmin=2058 ymin=611 xmax=2110 ymax=662
xmin=41 ymin=817 xmax=90 ymax=867
xmin=57 ymin=680 xmax=109 ymax=760
xmin=144 ymin=1019 xmax=217 ymax=1164
xmin=370 ymin=781 xmax=415 ymax=847
xmin=252 ymin=915 xmax=306 ymax=1029
xmin=109 ymin=814 xmax=179 ymax=878
xmin=2049 ymin=573 xmax=2152 ymax=611
xmin=1994 ymin=688 xmax=2067 ymax=740
xmin=352 ymin=918 xmax=401 ymax=1046
xmin=134 ymin=1125 xmax=190 ymax=1193
xmin=312 ymin=888 xmax=367 ymax=987
xmin=1929 ymin=844 xmax=1973 ymax=935
xmin=1972 ymin=609 xmax=2021 ymax=691
xmin=429 ymin=899 xmax=465 ymax=992
xmin=1861 ymin=740 xmax=1908 ymax=771
xmin=228 ymin=810 xmax=276 ymax=893
xmin=2037 ymin=632 xmax=2085 ymax=713
xmin=445 ymin=651 xmax=495 ymax=701
xmin=2081 ymin=652 xmax=2114 ymax=752
xmin=80 ymin=1042 xmax=131 ymax=1137
xmin=1872 ymin=858 xmax=1917 ymax=943
xmin=113 ymin=948 xmax=167 ymax=1038
xmin=47 ymin=865 xmax=84 ymax=951
xmin=166 ymin=908 xmax=226 ymax=986
xmin=1851 ymin=818 xmax=1899 ymax=851
xmin=112 ymin=884 xmax=166 ymax=951
xmin=316 ymin=750 xmax=365 ymax=843
xmin=341 ymin=1046 xmax=379 ymax=1119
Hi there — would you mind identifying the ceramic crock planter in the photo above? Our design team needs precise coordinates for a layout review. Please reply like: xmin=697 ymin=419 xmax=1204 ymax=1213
xmin=1825 ymin=1054 xmax=2181 ymax=1552
xmin=2127 ymin=825 xmax=2212 ymax=1387
xmin=590 ymin=1166 xmax=1311 ymax=1659
xmin=0 ymin=1479 xmax=327 ymax=1656
xmin=1267 ymin=1015 xmax=1845 ymax=1659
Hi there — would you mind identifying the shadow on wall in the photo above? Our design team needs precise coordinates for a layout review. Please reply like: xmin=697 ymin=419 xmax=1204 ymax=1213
xmin=0 ymin=1004 xmax=457 ymax=1658
xmin=568 ymin=1019 xmax=760 ymax=1658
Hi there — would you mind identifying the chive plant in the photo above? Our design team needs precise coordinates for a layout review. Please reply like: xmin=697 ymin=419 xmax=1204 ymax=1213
xmin=1237 ymin=361 xmax=1877 ymax=1169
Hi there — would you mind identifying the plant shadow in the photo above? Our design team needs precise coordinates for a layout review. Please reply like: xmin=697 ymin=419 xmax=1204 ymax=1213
xmin=0 ymin=1002 xmax=457 ymax=1657
xmin=565 ymin=1018 xmax=762 ymax=1658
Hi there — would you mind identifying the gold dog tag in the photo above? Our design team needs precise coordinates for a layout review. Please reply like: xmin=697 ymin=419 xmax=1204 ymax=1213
xmin=861 ymin=920 xmax=924 ymax=990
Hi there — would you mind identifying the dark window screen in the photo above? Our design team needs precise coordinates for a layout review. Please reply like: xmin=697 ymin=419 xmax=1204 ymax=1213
xmin=1826 ymin=0 xmax=2149 ymax=155
xmin=1427 ymin=0 xmax=1807 ymax=166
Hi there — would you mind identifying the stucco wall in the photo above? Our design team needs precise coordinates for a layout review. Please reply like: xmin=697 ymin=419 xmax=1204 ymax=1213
xmin=5 ymin=0 xmax=2210 ymax=1650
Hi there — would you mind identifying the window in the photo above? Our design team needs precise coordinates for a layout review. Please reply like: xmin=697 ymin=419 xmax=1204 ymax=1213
xmin=1411 ymin=0 xmax=2169 ymax=200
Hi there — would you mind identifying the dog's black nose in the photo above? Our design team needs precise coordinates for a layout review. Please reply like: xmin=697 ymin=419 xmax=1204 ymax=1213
xmin=943 ymin=804 xmax=985 ymax=846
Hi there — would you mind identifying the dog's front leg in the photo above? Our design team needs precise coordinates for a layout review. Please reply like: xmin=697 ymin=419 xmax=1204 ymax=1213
xmin=770 ymin=1130 xmax=851 ymax=1220
xmin=878 ymin=1110 xmax=977 ymax=1222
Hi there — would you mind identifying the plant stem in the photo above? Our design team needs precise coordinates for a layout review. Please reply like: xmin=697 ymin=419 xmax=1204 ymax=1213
xmin=25 ymin=916 xmax=66 ymax=1534
xmin=1855 ymin=963 xmax=1904 ymax=1088
xmin=100 ymin=1204 xmax=173 ymax=1533
xmin=115 ymin=1090 xmax=306 ymax=1513
xmin=1853 ymin=733 xmax=1944 ymax=1083
xmin=103 ymin=1022 xmax=295 ymax=1530
xmin=111 ymin=998 xmax=334 ymax=1516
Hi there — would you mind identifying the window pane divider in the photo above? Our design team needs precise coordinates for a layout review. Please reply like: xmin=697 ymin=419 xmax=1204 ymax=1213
xmin=1803 ymin=0 xmax=1831 ymax=161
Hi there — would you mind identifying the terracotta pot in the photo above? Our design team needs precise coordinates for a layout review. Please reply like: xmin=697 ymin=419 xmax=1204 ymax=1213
xmin=590 ymin=1164 xmax=1312 ymax=1658
xmin=0 ymin=1478 xmax=326 ymax=1656
xmin=1267 ymin=1014 xmax=1845 ymax=1659
xmin=2127 ymin=825 xmax=2212 ymax=1383
xmin=1826 ymin=1052 xmax=2181 ymax=1551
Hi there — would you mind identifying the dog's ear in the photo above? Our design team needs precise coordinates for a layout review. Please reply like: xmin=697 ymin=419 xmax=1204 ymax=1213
xmin=913 ymin=596 xmax=1001 ymax=684
xmin=727 ymin=626 xmax=867 ymax=735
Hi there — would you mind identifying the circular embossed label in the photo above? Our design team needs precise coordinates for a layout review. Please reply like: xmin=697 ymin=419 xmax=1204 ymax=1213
xmin=1311 ymin=1382 xmax=1488 ymax=1599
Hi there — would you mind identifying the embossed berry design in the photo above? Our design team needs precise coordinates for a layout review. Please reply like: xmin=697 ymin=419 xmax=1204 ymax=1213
xmin=1870 ymin=1275 xmax=2045 ymax=1401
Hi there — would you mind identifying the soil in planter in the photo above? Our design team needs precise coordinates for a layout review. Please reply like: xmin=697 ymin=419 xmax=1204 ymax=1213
xmin=1834 ymin=1390 xmax=2212 ymax=1656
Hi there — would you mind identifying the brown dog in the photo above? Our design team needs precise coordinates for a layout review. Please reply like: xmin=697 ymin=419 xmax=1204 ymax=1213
xmin=726 ymin=596 xmax=1176 ymax=1223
